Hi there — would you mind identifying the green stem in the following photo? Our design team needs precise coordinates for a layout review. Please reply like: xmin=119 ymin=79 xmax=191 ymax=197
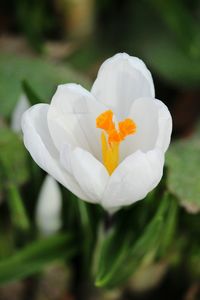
xmin=7 ymin=183 xmax=30 ymax=232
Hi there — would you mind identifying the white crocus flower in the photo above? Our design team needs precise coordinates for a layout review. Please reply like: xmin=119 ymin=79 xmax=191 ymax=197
xmin=36 ymin=175 xmax=62 ymax=235
xmin=21 ymin=53 xmax=172 ymax=212
xmin=11 ymin=94 xmax=30 ymax=133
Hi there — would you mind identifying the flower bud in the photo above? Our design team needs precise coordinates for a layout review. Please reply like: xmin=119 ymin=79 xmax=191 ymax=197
xmin=11 ymin=94 xmax=30 ymax=133
xmin=36 ymin=175 xmax=62 ymax=236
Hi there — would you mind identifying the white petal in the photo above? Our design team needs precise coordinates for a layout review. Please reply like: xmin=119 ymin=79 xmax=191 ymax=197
xmin=36 ymin=175 xmax=62 ymax=236
xmin=11 ymin=94 xmax=30 ymax=133
xmin=47 ymin=83 xmax=106 ymax=160
xmin=121 ymin=98 xmax=172 ymax=160
xmin=21 ymin=104 xmax=87 ymax=200
xmin=61 ymin=146 xmax=109 ymax=203
xmin=91 ymin=53 xmax=155 ymax=119
xmin=155 ymin=100 xmax=172 ymax=152
xmin=121 ymin=98 xmax=158 ymax=160
xmin=102 ymin=149 xmax=164 ymax=211
xmin=60 ymin=143 xmax=73 ymax=174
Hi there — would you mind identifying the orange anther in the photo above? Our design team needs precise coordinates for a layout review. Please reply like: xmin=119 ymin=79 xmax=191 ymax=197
xmin=108 ymin=129 xmax=121 ymax=144
xmin=119 ymin=118 xmax=137 ymax=139
xmin=96 ymin=110 xmax=115 ymax=132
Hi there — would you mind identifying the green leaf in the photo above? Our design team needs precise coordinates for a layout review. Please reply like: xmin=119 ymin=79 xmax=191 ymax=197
xmin=0 ymin=53 xmax=91 ymax=118
xmin=187 ymin=242 xmax=200 ymax=279
xmin=0 ymin=233 xmax=76 ymax=284
xmin=22 ymin=80 xmax=42 ymax=105
xmin=126 ymin=1 xmax=200 ymax=88
xmin=157 ymin=195 xmax=178 ymax=258
xmin=77 ymin=200 xmax=94 ymax=266
xmin=136 ymin=33 xmax=200 ymax=88
xmin=166 ymin=126 xmax=200 ymax=212
xmin=95 ymin=193 xmax=177 ymax=288
xmin=0 ymin=127 xmax=29 ymax=191
xmin=148 ymin=0 xmax=200 ymax=57
xmin=7 ymin=183 xmax=30 ymax=232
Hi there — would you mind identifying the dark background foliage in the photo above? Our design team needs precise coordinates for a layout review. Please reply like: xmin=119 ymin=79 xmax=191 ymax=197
xmin=0 ymin=1 xmax=200 ymax=299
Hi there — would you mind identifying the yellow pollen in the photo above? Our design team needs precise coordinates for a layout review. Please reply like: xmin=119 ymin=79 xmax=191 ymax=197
xmin=96 ymin=110 xmax=137 ymax=175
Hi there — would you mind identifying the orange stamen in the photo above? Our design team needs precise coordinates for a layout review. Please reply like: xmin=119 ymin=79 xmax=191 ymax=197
xmin=108 ymin=129 xmax=121 ymax=144
xmin=96 ymin=110 xmax=137 ymax=175
xmin=119 ymin=118 xmax=137 ymax=139
xmin=96 ymin=110 xmax=115 ymax=133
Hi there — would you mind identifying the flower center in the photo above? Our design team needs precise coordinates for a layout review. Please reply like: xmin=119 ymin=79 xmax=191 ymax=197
xmin=96 ymin=110 xmax=137 ymax=175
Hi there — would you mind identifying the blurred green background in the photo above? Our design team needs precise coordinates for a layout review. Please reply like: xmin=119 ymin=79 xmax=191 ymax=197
xmin=1 ymin=0 xmax=200 ymax=134
xmin=0 ymin=1 xmax=200 ymax=299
